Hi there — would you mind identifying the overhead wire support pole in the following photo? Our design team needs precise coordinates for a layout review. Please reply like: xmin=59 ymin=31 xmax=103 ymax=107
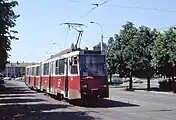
xmin=90 ymin=21 xmax=104 ymax=51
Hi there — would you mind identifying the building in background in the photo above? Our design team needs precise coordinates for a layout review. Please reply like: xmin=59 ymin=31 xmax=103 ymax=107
xmin=2 ymin=61 xmax=39 ymax=78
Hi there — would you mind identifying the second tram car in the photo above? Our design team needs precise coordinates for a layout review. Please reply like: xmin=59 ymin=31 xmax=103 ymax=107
xmin=25 ymin=49 xmax=109 ymax=100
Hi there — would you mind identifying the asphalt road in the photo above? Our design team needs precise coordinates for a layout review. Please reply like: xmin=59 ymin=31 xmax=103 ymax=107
xmin=0 ymin=80 xmax=176 ymax=120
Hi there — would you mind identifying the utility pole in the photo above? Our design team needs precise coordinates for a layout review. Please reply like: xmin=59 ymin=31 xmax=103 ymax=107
xmin=101 ymin=33 xmax=103 ymax=51
xmin=90 ymin=21 xmax=104 ymax=51
xmin=6 ymin=63 xmax=9 ymax=77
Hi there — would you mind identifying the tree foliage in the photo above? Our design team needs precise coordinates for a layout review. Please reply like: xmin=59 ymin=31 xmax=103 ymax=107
xmin=93 ymin=42 xmax=108 ymax=52
xmin=151 ymin=28 xmax=176 ymax=79
xmin=92 ymin=21 xmax=176 ymax=90
xmin=0 ymin=0 xmax=19 ymax=71
xmin=92 ymin=21 xmax=163 ymax=90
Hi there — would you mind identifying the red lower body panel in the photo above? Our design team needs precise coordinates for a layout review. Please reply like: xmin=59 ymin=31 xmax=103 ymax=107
xmin=35 ymin=76 xmax=41 ymax=89
xmin=41 ymin=76 xmax=50 ymax=91
xmin=25 ymin=75 xmax=108 ymax=99
xmin=29 ymin=76 xmax=35 ymax=88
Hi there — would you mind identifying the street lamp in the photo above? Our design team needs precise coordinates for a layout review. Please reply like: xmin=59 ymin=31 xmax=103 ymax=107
xmin=90 ymin=21 xmax=103 ymax=51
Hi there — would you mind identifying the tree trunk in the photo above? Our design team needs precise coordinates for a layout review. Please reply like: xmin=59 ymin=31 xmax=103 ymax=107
xmin=172 ymin=76 xmax=175 ymax=92
xmin=147 ymin=68 xmax=151 ymax=90
xmin=147 ymin=77 xmax=150 ymax=90
xmin=129 ymin=72 xmax=133 ymax=90
xmin=109 ymin=74 xmax=112 ymax=83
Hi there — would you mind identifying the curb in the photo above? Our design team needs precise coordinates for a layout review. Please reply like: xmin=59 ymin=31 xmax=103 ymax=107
xmin=137 ymin=90 xmax=175 ymax=95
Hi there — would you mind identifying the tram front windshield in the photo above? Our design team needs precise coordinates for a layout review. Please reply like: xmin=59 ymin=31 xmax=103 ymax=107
xmin=79 ymin=55 xmax=107 ymax=76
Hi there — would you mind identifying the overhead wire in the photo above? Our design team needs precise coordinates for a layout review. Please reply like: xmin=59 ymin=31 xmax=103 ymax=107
xmin=87 ymin=36 xmax=110 ymax=49
xmin=63 ymin=0 xmax=176 ymax=48
xmin=88 ymin=41 xmax=100 ymax=49
xmin=65 ymin=0 xmax=176 ymax=13
xmin=107 ymin=4 xmax=176 ymax=13
xmin=63 ymin=27 xmax=70 ymax=49
xmin=78 ymin=0 xmax=113 ymax=20
xmin=157 ymin=24 xmax=176 ymax=30
xmin=51 ymin=28 xmax=69 ymax=53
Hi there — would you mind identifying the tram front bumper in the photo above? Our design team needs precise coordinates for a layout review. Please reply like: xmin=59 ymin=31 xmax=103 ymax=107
xmin=81 ymin=88 xmax=109 ymax=98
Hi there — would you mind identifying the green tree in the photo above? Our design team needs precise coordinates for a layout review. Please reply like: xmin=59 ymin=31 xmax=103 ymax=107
xmin=114 ymin=22 xmax=158 ymax=90
xmin=93 ymin=42 xmax=107 ymax=52
xmin=151 ymin=28 xmax=176 ymax=85
xmin=132 ymin=26 xmax=158 ymax=90
xmin=0 ymin=0 xmax=19 ymax=71
xmin=106 ymin=37 xmax=115 ymax=83
xmin=106 ymin=37 xmax=114 ymax=55
xmin=117 ymin=21 xmax=138 ymax=90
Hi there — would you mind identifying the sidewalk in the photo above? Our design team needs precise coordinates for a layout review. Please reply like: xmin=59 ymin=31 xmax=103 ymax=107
xmin=137 ymin=90 xmax=176 ymax=95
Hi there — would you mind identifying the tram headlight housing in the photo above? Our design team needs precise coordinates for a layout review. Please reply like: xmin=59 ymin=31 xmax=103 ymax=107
xmin=82 ymin=84 xmax=88 ymax=89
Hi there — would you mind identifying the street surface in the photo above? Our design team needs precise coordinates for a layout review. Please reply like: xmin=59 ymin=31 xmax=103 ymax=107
xmin=0 ymin=80 xmax=176 ymax=120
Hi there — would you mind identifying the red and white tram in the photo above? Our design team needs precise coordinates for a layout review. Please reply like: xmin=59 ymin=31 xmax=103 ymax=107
xmin=25 ymin=49 xmax=109 ymax=100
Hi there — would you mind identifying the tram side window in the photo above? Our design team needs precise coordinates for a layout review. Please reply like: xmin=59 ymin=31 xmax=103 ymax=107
xmin=49 ymin=62 xmax=53 ymax=75
xmin=32 ymin=67 xmax=35 ymax=76
xmin=71 ymin=65 xmax=78 ymax=74
xmin=36 ymin=66 xmax=40 ymax=76
xmin=27 ymin=68 xmax=29 ymax=75
xmin=29 ymin=68 xmax=32 ymax=75
xmin=47 ymin=63 xmax=49 ymax=75
xmin=55 ymin=60 xmax=59 ymax=75
xmin=26 ymin=68 xmax=29 ymax=75
xmin=59 ymin=59 xmax=64 ymax=75
xmin=44 ymin=63 xmax=49 ymax=75
xmin=29 ymin=68 xmax=30 ymax=75
xmin=71 ymin=57 xmax=78 ymax=74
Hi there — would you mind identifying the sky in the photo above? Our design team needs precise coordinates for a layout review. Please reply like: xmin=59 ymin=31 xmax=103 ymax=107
xmin=10 ymin=0 xmax=176 ymax=62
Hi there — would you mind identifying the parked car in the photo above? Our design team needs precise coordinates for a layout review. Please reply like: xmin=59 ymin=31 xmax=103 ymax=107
xmin=0 ymin=79 xmax=6 ymax=91
xmin=111 ymin=79 xmax=123 ymax=85
xmin=133 ymin=79 xmax=143 ymax=83
xmin=3 ymin=77 xmax=11 ymax=80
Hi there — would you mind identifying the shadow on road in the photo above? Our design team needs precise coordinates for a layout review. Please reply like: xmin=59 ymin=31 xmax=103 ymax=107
xmin=0 ymin=95 xmax=35 ymax=98
xmin=0 ymin=98 xmax=45 ymax=103
xmin=0 ymin=103 xmax=96 ymax=120
xmin=69 ymin=99 xmax=139 ymax=108
xmin=0 ymin=87 xmax=36 ymax=94
xmin=0 ymin=83 xmax=96 ymax=120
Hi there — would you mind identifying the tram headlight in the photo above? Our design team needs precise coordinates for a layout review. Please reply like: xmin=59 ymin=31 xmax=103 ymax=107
xmin=82 ymin=84 xmax=88 ymax=89
xmin=102 ymin=85 xmax=108 ymax=88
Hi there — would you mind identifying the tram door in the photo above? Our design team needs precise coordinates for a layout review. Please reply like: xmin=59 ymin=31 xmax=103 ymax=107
xmin=40 ymin=64 xmax=44 ymax=91
xmin=29 ymin=68 xmax=31 ymax=86
xmin=34 ymin=67 xmax=36 ymax=88
xmin=49 ymin=62 xmax=54 ymax=93
xmin=65 ymin=58 xmax=69 ymax=97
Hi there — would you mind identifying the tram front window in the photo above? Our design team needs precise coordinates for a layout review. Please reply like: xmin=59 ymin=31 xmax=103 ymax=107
xmin=79 ymin=55 xmax=107 ymax=76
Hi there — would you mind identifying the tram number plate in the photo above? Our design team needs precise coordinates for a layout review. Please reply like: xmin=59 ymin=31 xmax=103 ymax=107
xmin=92 ymin=88 xmax=98 ymax=91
